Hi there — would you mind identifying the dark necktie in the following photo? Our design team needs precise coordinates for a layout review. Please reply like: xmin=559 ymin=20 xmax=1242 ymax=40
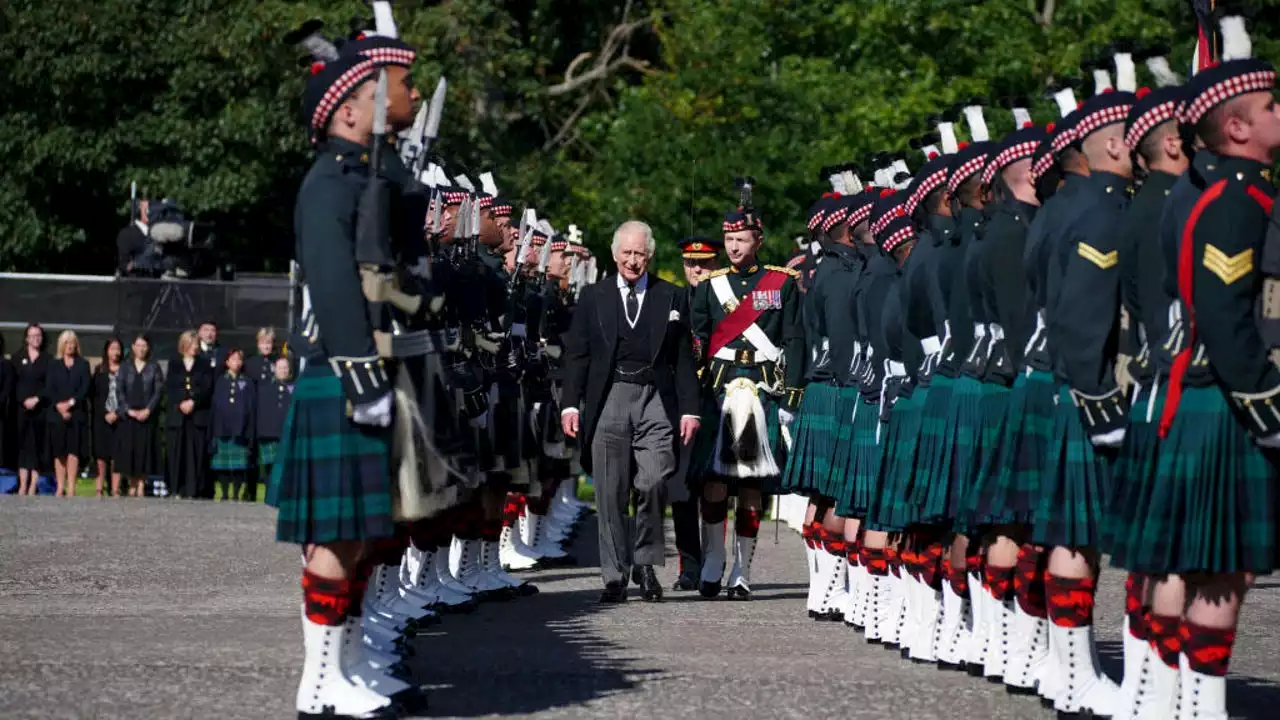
xmin=625 ymin=284 xmax=639 ymax=325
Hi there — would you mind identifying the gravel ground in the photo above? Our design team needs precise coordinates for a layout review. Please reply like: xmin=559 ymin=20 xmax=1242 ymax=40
xmin=2 ymin=497 xmax=1279 ymax=719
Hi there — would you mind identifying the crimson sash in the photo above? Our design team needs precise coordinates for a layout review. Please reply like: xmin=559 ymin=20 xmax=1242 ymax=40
xmin=708 ymin=269 xmax=789 ymax=359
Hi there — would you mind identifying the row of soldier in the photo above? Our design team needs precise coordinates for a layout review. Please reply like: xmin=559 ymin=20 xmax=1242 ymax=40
xmin=268 ymin=5 xmax=612 ymax=718
xmin=780 ymin=12 xmax=1276 ymax=720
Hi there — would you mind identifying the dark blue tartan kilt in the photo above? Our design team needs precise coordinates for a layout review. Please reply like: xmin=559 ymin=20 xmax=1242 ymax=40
xmin=1031 ymin=385 xmax=1114 ymax=549
xmin=912 ymin=375 xmax=982 ymax=526
xmin=210 ymin=438 xmax=251 ymax=472
xmin=1102 ymin=382 xmax=1164 ymax=565
xmin=825 ymin=386 xmax=863 ymax=511
xmin=1121 ymin=386 xmax=1278 ymax=574
xmin=964 ymin=370 xmax=1055 ymax=528
xmin=866 ymin=387 xmax=926 ymax=532
xmin=780 ymin=381 xmax=841 ymax=497
xmin=267 ymin=364 xmax=395 ymax=545
xmin=257 ymin=440 xmax=280 ymax=478
xmin=912 ymin=373 xmax=955 ymax=509
xmin=704 ymin=379 xmax=787 ymax=496
xmin=956 ymin=380 xmax=1014 ymax=530
xmin=835 ymin=395 xmax=884 ymax=519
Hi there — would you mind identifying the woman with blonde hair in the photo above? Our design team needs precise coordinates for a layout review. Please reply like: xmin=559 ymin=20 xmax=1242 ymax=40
xmin=115 ymin=334 xmax=163 ymax=497
xmin=166 ymin=329 xmax=214 ymax=499
xmin=44 ymin=329 xmax=91 ymax=497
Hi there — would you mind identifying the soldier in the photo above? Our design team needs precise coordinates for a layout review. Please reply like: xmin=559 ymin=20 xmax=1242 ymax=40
xmin=690 ymin=180 xmax=805 ymax=601
xmin=1103 ymin=68 xmax=1191 ymax=720
xmin=269 ymin=24 xmax=421 ymax=718
xmin=1149 ymin=25 xmax=1280 ymax=717
xmin=960 ymin=117 xmax=1049 ymax=691
xmin=672 ymin=234 xmax=723 ymax=591
xmin=1035 ymin=61 xmax=1139 ymax=716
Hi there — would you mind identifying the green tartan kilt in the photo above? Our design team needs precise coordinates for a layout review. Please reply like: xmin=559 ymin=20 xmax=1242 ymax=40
xmin=687 ymin=391 xmax=722 ymax=491
xmin=956 ymin=381 xmax=1014 ymax=530
xmin=781 ymin=381 xmax=842 ymax=497
xmin=826 ymin=386 xmax=863 ymax=510
xmin=257 ymin=440 xmax=279 ymax=478
xmin=1102 ymin=382 xmax=1164 ymax=565
xmin=267 ymin=364 xmax=396 ymax=545
xmin=912 ymin=373 xmax=954 ymax=507
xmin=835 ymin=396 xmax=884 ymax=519
xmin=913 ymin=375 xmax=982 ymax=526
xmin=1031 ymin=385 xmax=1114 ymax=549
xmin=210 ymin=438 xmax=251 ymax=472
xmin=965 ymin=370 xmax=1055 ymax=528
xmin=867 ymin=387 xmax=926 ymax=532
xmin=1121 ymin=386 xmax=1278 ymax=574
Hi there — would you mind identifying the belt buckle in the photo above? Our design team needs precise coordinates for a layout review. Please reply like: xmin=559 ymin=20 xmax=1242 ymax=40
xmin=734 ymin=348 xmax=753 ymax=365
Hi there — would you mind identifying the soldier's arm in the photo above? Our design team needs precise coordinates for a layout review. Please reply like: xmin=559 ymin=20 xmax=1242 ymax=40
xmin=781 ymin=276 xmax=805 ymax=407
xmin=296 ymin=176 xmax=386 ymax=407
xmin=1192 ymin=195 xmax=1280 ymax=435
xmin=1057 ymin=218 xmax=1125 ymax=436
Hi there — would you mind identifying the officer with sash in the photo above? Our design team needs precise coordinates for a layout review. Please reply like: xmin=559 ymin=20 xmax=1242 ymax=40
xmin=690 ymin=179 xmax=804 ymax=600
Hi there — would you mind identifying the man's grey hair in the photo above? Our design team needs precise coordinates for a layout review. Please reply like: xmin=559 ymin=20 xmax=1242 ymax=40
xmin=611 ymin=220 xmax=656 ymax=257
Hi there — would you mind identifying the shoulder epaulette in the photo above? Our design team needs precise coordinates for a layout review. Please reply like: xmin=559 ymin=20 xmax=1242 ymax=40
xmin=765 ymin=265 xmax=801 ymax=279
xmin=707 ymin=268 xmax=732 ymax=278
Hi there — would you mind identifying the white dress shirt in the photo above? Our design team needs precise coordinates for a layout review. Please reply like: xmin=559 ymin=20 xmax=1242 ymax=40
xmin=617 ymin=272 xmax=649 ymax=328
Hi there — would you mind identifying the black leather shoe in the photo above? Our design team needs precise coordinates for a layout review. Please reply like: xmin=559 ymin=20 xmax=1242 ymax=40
xmin=598 ymin=582 xmax=627 ymax=603
xmin=631 ymin=566 xmax=643 ymax=586
xmin=637 ymin=565 xmax=664 ymax=602
xmin=672 ymin=569 xmax=699 ymax=591
xmin=698 ymin=580 xmax=722 ymax=599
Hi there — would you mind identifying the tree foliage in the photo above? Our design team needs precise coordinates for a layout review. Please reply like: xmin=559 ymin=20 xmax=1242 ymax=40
xmin=2 ymin=0 xmax=1278 ymax=275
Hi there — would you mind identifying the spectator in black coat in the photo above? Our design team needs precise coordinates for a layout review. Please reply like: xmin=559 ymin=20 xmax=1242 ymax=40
xmin=254 ymin=355 xmax=294 ymax=495
xmin=210 ymin=348 xmax=256 ymax=501
xmin=91 ymin=337 xmax=124 ymax=497
xmin=116 ymin=334 xmax=163 ymax=497
xmin=244 ymin=327 xmax=279 ymax=387
xmin=167 ymin=330 xmax=214 ymax=499
xmin=45 ymin=330 xmax=91 ymax=497
xmin=196 ymin=320 xmax=226 ymax=375
xmin=12 ymin=323 xmax=48 ymax=495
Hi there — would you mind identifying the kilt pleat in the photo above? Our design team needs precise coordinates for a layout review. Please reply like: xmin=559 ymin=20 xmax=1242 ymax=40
xmin=835 ymin=396 xmax=883 ymax=518
xmin=1102 ymin=383 xmax=1163 ymax=566
xmin=956 ymin=381 xmax=1013 ymax=530
xmin=781 ymin=382 xmax=841 ymax=497
xmin=1031 ymin=386 xmax=1113 ymax=549
xmin=867 ymin=387 xmax=926 ymax=532
xmin=966 ymin=370 xmax=1055 ymax=527
xmin=1124 ymin=386 xmax=1277 ymax=574
xmin=912 ymin=374 xmax=955 ymax=504
xmin=268 ymin=365 xmax=395 ymax=545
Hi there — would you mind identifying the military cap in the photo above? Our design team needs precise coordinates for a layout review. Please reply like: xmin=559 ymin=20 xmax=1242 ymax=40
xmin=806 ymin=196 xmax=834 ymax=232
xmin=982 ymin=125 xmax=1050 ymax=186
xmin=1074 ymin=91 xmax=1138 ymax=143
xmin=868 ymin=189 xmax=907 ymax=239
xmin=678 ymin=235 xmax=722 ymax=260
xmin=1181 ymin=58 xmax=1276 ymax=127
xmin=904 ymin=154 xmax=955 ymax=217
xmin=820 ymin=196 xmax=856 ymax=233
xmin=301 ymin=54 xmax=380 ymax=145
xmin=1124 ymin=85 xmax=1184 ymax=150
xmin=946 ymin=141 xmax=995 ymax=194
xmin=723 ymin=177 xmax=763 ymax=234
xmin=875 ymin=212 xmax=916 ymax=255
xmin=1031 ymin=135 xmax=1058 ymax=182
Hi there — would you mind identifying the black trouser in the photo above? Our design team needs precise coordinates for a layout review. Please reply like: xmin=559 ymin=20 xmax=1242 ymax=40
xmin=671 ymin=499 xmax=702 ymax=575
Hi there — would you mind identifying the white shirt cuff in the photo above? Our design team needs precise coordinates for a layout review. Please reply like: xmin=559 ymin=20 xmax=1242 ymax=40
xmin=680 ymin=414 xmax=700 ymax=422
xmin=561 ymin=407 xmax=579 ymax=417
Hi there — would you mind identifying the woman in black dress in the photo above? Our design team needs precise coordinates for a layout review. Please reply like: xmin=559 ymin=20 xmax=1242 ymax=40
xmin=116 ymin=334 xmax=163 ymax=497
xmin=92 ymin=337 xmax=124 ymax=497
xmin=166 ymin=330 xmax=213 ymax=499
xmin=45 ymin=330 xmax=91 ymax=497
xmin=13 ymin=323 xmax=48 ymax=495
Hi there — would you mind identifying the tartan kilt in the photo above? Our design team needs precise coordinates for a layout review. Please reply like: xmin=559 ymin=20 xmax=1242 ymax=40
xmin=966 ymin=370 xmax=1055 ymax=527
xmin=1122 ymin=386 xmax=1277 ymax=574
xmin=686 ymin=391 xmax=722 ymax=492
xmin=914 ymin=375 xmax=983 ymax=526
xmin=1031 ymin=385 xmax=1114 ymax=549
xmin=866 ymin=387 xmax=926 ymax=532
xmin=257 ymin=440 xmax=280 ymax=477
xmin=780 ymin=381 xmax=841 ymax=497
xmin=267 ymin=364 xmax=395 ymax=545
xmin=705 ymin=394 xmax=786 ymax=495
xmin=835 ymin=396 xmax=884 ymax=519
xmin=826 ymin=386 xmax=863 ymax=509
xmin=956 ymin=381 xmax=1014 ymax=530
xmin=1103 ymin=382 xmax=1164 ymax=567
xmin=210 ymin=438 xmax=251 ymax=472
xmin=912 ymin=373 xmax=955 ymax=506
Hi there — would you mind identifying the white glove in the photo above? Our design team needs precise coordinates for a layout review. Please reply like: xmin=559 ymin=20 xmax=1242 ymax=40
xmin=469 ymin=411 xmax=489 ymax=430
xmin=1090 ymin=428 xmax=1126 ymax=448
xmin=352 ymin=393 xmax=393 ymax=428
xmin=1256 ymin=431 xmax=1280 ymax=448
xmin=778 ymin=408 xmax=796 ymax=426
